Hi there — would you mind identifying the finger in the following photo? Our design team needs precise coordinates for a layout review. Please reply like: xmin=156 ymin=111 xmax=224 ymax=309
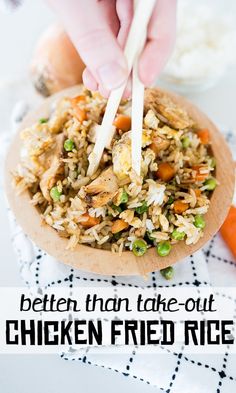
xmin=139 ymin=0 xmax=177 ymax=86
xmin=82 ymin=68 xmax=98 ymax=91
xmin=116 ymin=0 xmax=133 ymax=47
xmin=98 ymin=84 xmax=110 ymax=98
xmin=96 ymin=0 xmax=133 ymax=97
xmin=98 ymin=77 xmax=131 ymax=99
xmin=100 ymin=0 xmax=120 ymax=37
xmin=48 ymin=0 xmax=128 ymax=91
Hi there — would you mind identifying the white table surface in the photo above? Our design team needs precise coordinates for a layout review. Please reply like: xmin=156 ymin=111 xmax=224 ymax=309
xmin=0 ymin=1 xmax=235 ymax=392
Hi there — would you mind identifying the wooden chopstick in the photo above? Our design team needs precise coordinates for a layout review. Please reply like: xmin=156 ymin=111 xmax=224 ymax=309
xmin=87 ymin=0 xmax=156 ymax=177
xmin=131 ymin=0 xmax=147 ymax=176
xmin=131 ymin=59 xmax=144 ymax=177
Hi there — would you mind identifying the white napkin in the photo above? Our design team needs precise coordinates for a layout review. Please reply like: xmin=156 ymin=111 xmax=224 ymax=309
xmin=2 ymin=102 xmax=236 ymax=393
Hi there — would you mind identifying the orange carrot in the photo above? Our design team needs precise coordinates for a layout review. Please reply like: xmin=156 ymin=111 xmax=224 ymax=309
xmin=69 ymin=96 xmax=87 ymax=122
xmin=113 ymin=114 xmax=131 ymax=132
xmin=156 ymin=162 xmax=175 ymax=182
xmin=192 ymin=165 xmax=209 ymax=182
xmin=193 ymin=189 xmax=202 ymax=197
xmin=111 ymin=219 xmax=129 ymax=234
xmin=80 ymin=213 xmax=100 ymax=228
xmin=74 ymin=107 xmax=87 ymax=122
xmin=70 ymin=95 xmax=86 ymax=105
xmin=149 ymin=142 xmax=159 ymax=155
xmin=220 ymin=206 xmax=236 ymax=259
xmin=173 ymin=200 xmax=189 ymax=214
xmin=196 ymin=128 xmax=210 ymax=145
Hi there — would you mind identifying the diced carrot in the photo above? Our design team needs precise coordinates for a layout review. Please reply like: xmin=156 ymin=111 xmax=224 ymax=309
xmin=80 ymin=213 xmax=100 ymax=228
xmin=113 ymin=114 xmax=131 ymax=132
xmin=173 ymin=200 xmax=189 ymax=214
xmin=196 ymin=128 xmax=210 ymax=145
xmin=193 ymin=189 xmax=202 ymax=197
xmin=69 ymin=97 xmax=87 ymax=122
xmin=220 ymin=206 xmax=236 ymax=259
xmin=70 ymin=95 xmax=86 ymax=105
xmin=150 ymin=142 xmax=159 ymax=155
xmin=156 ymin=162 xmax=175 ymax=182
xmin=111 ymin=219 xmax=129 ymax=234
xmin=74 ymin=107 xmax=87 ymax=122
xmin=192 ymin=165 xmax=209 ymax=182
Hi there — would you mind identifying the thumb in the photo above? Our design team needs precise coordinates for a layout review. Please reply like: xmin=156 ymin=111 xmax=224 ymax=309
xmin=48 ymin=0 xmax=128 ymax=91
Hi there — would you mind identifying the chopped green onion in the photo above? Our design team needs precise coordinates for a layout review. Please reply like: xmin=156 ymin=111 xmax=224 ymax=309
xmin=181 ymin=136 xmax=190 ymax=149
xmin=120 ymin=190 xmax=128 ymax=204
xmin=157 ymin=241 xmax=171 ymax=257
xmin=144 ymin=232 xmax=155 ymax=245
xmin=210 ymin=157 xmax=216 ymax=168
xmin=167 ymin=196 xmax=174 ymax=205
xmin=146 ymin=231 xmax=155 ymax=240
xmin=135 ymin=201 xmax=148 ymax=214
xmin=50 ymin=186 xmax=62 ymax=202
xmin=64 ymin=139 xmax=75 ymax=152
xmin=171 ymin=229 xmax=185 ymax=241
xmin=194 ymin=214 xmax=205 ymax=229
xmin=204 ymin=178 xmax=217 ymax=191
xmin=160 ymin=266 xmax=174 ymax=280
xmin=132 ymin=239 xmax=147 ymax=257
xmin=111 ymin=204 xmax=122 ymax=213
xmin=113 ymin=233 xmax=121 ymax=240
xmin=39 ymin=118 xmax=48 ymax=124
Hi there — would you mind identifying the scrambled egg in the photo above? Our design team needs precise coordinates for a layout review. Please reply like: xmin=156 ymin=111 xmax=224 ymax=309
xmin=112 ymin=130 xmax=153 ymax=180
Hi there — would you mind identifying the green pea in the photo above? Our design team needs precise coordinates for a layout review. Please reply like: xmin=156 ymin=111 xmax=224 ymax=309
xmin=181 ymin=136 xmax=190 ymax=149
xmin=64 ymin=139 xmax=75 ymax=152
xmin=113 ymin=233 xmax=121 ymax=240
xmin=120 ymin=190 xmax=129 ymax=204
xmin=156 ymin=241 xmax=171 ymax=257
xmin=167 ymin=196 xmax=174 ymax=205
xmin=39 ymin=118 xmax=48 ymax=124
xmin=146 ymin=231 xmax=155 ymax=241
xmin=204 ymin=178 xmax=217 ymax=191
xmin=135 ymin=201 xmax=148 ymax=214
xmin=210 ymin=157 xmax=216 ymax=168
xmin=111 ymin=204 xmax=122 ymax=213
xmin=160 ymin=266 xmax=174 ymax=280
xmin=171 ymin=229 xmax=185 ymax=241
xmin=132 ymin=239 xmax=147 ymax=257
xmin=50 ymin=186 xmax=62 ymax=202
xmin=194 ymin=214 xmax=205 ymax=229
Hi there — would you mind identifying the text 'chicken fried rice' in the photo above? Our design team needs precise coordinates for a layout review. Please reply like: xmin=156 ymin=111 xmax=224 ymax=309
xmin=13 ymin=88 xmax=217 ymax=258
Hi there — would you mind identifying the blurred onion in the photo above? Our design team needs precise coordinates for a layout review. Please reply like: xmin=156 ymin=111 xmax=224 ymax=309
xmin=30 ymin=23 xmax=85 ymax=96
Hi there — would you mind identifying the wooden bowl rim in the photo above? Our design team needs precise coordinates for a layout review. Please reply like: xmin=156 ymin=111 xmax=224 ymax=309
xmin=4 ymin=85 xmax=235 ymax=276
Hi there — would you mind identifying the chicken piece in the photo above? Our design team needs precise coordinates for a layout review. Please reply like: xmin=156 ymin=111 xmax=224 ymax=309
xmin=149 ymin=133 xmax=170 ymax=156
xmin=84 ymin=167 xmax=118 ymax=208
xmin=112 ymin=130 xmax=155 ymax=180
xmin=144 ymin=109 xmax=159 ymax=130
xmin=21 ymin=125 xmax=53 ymax=157
xmin=40 ymin=158 xmax=63 ymax=201
xmin=48 ymin=98 xmax=70 ymax=134
xmin=144 ymin=88 xmax=194 ymax=130
xmin=39 ymin=133 xmax=64 ymax=201
xmin=112 ymin=132 xmax=132 ymax=181
xmin=39 ymin=133 xmax=64 ymax=167
xmin=88 ymin=123 xmax=115 ymax=149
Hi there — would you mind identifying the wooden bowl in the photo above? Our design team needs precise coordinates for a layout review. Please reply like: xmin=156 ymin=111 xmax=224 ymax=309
xmin=4 ymin=86 xmax=235 ymax=276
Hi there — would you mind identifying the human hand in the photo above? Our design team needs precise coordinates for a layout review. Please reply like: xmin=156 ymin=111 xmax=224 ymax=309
xmin=47 ymin=0 xmax=177 ymax=97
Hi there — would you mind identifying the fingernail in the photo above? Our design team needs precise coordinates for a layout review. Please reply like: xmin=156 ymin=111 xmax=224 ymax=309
xmin=97 ymin=62 xmax=128 ymax=90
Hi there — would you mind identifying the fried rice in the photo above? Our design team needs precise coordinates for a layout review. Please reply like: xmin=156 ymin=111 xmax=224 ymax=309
xmin=13 ymin=88 xmax=217 ymax=256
